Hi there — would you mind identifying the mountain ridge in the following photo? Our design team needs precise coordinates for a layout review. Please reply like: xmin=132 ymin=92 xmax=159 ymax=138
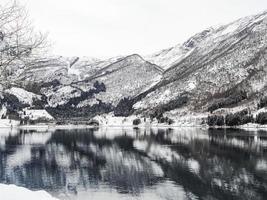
xmin=1 ymin=10 xmax=267 ymax=126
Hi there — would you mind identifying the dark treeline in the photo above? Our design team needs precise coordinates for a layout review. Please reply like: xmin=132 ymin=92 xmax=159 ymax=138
xmin=207 ymin=109 xmax=267 ymax=126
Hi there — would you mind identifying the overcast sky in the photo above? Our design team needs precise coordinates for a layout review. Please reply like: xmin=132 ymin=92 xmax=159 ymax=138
xmin=15 ymin=0 xmax=267 ymax=58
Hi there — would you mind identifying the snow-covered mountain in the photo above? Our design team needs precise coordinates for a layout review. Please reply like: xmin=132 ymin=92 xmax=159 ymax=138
xmin=133 ymin=11 xmax=267 ymax=120
xmin=1 ymin=11 xmax=267 ymax=124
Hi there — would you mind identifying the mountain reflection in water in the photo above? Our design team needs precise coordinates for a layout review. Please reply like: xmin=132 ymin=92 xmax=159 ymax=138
xmin=0 ymin=127 xmax=267 ymax=200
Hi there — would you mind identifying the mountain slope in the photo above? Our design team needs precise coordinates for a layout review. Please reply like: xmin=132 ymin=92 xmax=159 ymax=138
xmin=36 ymin=54 xmax=163 ymax=119
xmin=1 ymin=11 xmax=267 ymax=124
xmin=133 ymin=11 xmax=267 ymax=118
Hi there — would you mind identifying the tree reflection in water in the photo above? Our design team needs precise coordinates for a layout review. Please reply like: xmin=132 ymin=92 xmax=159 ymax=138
xmin=0 ymin=127 xmax=267 ymax=200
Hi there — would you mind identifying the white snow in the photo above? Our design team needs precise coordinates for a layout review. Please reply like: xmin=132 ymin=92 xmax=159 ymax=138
xmin=44 ymin=85 xmax=81 ymax=107
xmin=92 ymin=113 xmax=148 ymax=127
xmin=144 ymin=45 xmax=195 ymax=69
xmin=77 ymin=98 xmax=99 ymax=108
xmin=68 ymin=67 xmax=81 ymax=77
xmin=5 ymin=87 xmax=41 ymax=105
xmin=144 ymin=45 xmax=184 ymax=69
xmin=250 ymin=79 xmax=266 ymax=92
xmin=220 ymin=23 xmax=239 ymax=35
xmin=253 ymin=108 xmax=267 ymax=118
xmin=0 ymin=105 xmax=7 ymax=118
xmin=0 ymin=184 xmax=58 ymax=200
xmin=20 ymin=108 xmax=54 ymax=121
xmin=187 ymin=81 xmax=196 ymax=90
xmin=0 ymin=119 xmax=20 ymax=127
xmin=252 ymin=13 xmax=267 ymax=23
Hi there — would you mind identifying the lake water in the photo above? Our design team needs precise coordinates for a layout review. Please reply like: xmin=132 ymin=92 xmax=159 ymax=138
xmin=0 ymin=127 xmax=267 ymax=200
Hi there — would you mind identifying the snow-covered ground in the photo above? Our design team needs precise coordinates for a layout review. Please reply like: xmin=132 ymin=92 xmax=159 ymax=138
xmin=93 ymin=114 xmax=146 ymax=127
xmin=0 ymin=119 xmax=20 ymax=128
xmin=0 ymin=184 xmax=58 ymax=200
xmin=91 ymin=112 xmax=208 ymax=128
xmin=20 ymin=108 xmax=54 ymax=121
xmin=238 ymin=123 xmax=267 ymax=131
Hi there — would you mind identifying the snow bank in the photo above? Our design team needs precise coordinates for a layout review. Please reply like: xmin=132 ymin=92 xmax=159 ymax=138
xmin=20 ymin=109 xmax=54 ymax=121
xmin=92 ymin=112 xmax=208 ymax=128
xmin=0 ymin=119 xmax=20 ymax=128
xmin=0 ymin=184 xmax=58 ymax=200
xmin=239 ymin=123 xmax=267 ymax=131
xmin=93 ymin=114 xmax=149 ymax=127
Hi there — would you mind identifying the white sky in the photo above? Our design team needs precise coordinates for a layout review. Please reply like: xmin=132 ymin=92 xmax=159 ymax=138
xmin=14 ymin=0 xmax=267 ymax=58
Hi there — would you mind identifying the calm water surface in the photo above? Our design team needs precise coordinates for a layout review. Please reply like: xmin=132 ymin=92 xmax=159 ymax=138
xmin=0 ymin=127 xmax=267 ymax=200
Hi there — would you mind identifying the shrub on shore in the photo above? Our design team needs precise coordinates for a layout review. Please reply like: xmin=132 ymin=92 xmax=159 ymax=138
xmin=167 ymin=118 xmax=175 ymax=125
xmin=208 ymin=109 xmax=254 ymax=127
xmin=156 ymin=115 xmax=175 ymax=125
xmin=207 ymin=115 xmax=225 ymax=126
xmin=225 ymin=109 xmax=253 ymax=126
xmin=255 ymin=112 xmax=267 ymax=125
xmin=88 ymin=119 xmax=100 ymax=126
xmin=258 ymin=97 xmax=267 ymax=109
xmin=133 ymin=118 xmax=141 ymax=125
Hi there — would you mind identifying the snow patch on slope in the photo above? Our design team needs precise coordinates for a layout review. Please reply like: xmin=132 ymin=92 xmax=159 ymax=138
xmin=144 ymin=44 xmax=192 ymax=69
xmin=220 ymin=23 xmax=239 ymax=35
xmin=44 ymin=85 xmax=82 ymax=107
xmin=5 ymin=87 xmax=41 ymax=105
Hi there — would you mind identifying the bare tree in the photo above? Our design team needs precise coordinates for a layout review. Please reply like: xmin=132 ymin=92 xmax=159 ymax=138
xmin=0 ymin=1 xmax=48 ymax=87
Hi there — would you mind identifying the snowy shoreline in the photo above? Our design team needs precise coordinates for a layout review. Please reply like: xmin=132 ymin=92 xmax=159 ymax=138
xmin=1 ymin=123 xmax=267 ymax=131
xmin=0 ymin=184 xmax=58 ymax=200
xmin=0 ymin=123 xmax=207 ymax=129
xmin=1 ymin=116 xmax=267 ymax=131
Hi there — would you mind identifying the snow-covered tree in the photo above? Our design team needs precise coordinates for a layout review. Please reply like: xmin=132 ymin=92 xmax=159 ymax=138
xmin=0 ymin=1 xmax=48 ymax=86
